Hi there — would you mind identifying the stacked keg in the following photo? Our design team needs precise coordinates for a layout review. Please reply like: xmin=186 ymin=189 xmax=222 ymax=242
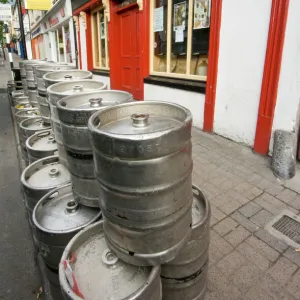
xmin=45 ymin=77 xmax=105 ymax=166
xmin=56 ymin=101 xmax=210 ymax=300
xmin=36 ymin=64 xmax=76 ymax=124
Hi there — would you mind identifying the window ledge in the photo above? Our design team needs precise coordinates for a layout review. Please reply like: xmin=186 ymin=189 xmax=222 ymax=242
xmin=144 ymin=76 xmax=206 ymax=94
xmin=91 ymin=69 xmax=110 ymax=77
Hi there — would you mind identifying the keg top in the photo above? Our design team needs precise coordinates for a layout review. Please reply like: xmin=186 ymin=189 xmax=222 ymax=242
xmin=191 ymin=185 xmax=211 ymax=240
xmin=47 ymin=80 xmax=107 ymax=97
xmin=19 ymin=60 xmax=44 ymax=67
xmin=25 ymin=60 xmax=50 ymax=71
xmin=12 ymin=91 xmax=24 ymax=97
xmin=26 ymin=130 xmax=57 ymax=152
xmin=15 ymin=96 xmax=29 ymax=103
xmin=15 ymin=103 xmax=32 ymax=110
xmin=15 ymin=109 xmax=39 ymax=119
xmin=33 ymin=184 xmax=101 ymax=233
xmin=21 ymin=155 xmax=70 ymax=190
xmin=43 ymin=70 xmax=92 ymax=84
xmin=89 ymin=100 xmax=192 ymax=141
xmin=59 ymin=221 xmax=160 ymax=299
xmin=20 ymin=117 xmax=51 ymax=131
xmin=36 ymin=65 xmax=76 ymax=77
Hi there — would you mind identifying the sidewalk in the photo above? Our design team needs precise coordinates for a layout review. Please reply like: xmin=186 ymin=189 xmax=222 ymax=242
xmin=192 ymin=128 xmax=300 ymax=300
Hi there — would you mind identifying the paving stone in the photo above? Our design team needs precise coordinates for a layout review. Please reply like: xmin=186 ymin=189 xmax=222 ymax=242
xmin=289 ymin=195 xmax=300 ymax=210
xmin=210 ymin=230 xmax=234 ymax=256
xmin=245 ymin=236 xmax=280 ymax=262
xmin=219 ymin=198 xmax=243 ymax=215
xmin=231 ymin=211 xmax=259 ymax=233
xmin=286 ymin=269 xmax=300 ymax=300
xmin=250 ymin=209 xmax=274 ymax=227
xmin=276 ymin=189 xmax=298 ymax=204
xmin=264 ymin=181 xmax=285 ymax=196
xmin=243 ymin=186 xmax=263 ymax=200
xmin=267 ymin=257 xmax=298 ymax=285
xmin=245 ymin=285 xmax=274 ymax=300
xmin=227 ymin=189 xmax=251 ymax=205
xmin=210 ymin=215 xmax=218 ymax=227
xmin=231 ymin=263 xmax=262 ymax=290
xmin=254 ymin=228 xmax=288 ymax=253
xmin=239 ymin=202 xmax=263 ymax=218
xmin=259 ymin=276 xmax=296 ymax=300
xmin=213 ymin=217 xmax=238 ymax=236
xmin=217 ymin=250 xmax=247 ymax=276
xmin=211 ymin=204 xmax=227 ymax=221
xmin=237 ymin=241 xmax=271 ymax=271
xmin=254 ymin=192 xmax=287 ymax=215
xmin=205 ymin=281 xmax=223 ymax=300
xmin=224 ymin=225 xmax=251 ymax=247
xmin=283 ymin=247 xmax=300 ymax=267
xmin=208 ymin=266 xmax=242 ymax=300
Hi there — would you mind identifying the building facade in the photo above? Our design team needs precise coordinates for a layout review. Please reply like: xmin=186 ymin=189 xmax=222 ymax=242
xmin=31 ymin=0 xmax=300 ymax=156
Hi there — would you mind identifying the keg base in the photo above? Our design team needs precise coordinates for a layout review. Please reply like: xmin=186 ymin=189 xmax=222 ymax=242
xmin=105 ymin=225 xmax=192 ymax=266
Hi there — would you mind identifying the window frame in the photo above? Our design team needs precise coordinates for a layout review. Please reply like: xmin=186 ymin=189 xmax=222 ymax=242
xmin=150 ymin=0 xmax=208 ymax=81
xmin=91 ymin=6 xmax=110 ymax=71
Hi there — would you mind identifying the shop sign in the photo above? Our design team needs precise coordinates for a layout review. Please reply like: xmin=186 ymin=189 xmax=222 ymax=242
xmin=0 ymin=4 xmax=11 ymax=22
xmin=43 ymin=3 xmax=70 ymax=31
xmin=24 ymin=0 xmax=52 ymax=11
xmin=32 ymin=26 xmax=41 ymax=38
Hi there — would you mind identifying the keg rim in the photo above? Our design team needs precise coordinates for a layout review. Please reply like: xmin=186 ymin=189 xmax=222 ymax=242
xmin=59 ymin=220 xmax=161 ymax=299
xmin=15 ymin=108 xmax=39 ymax=118
xmin=26 ymin=129 xmax=57 ymax=152
xmin=88 ymin=100 xmax=192 ymax=140
xmin=20 ymin=116 xmax=51 ymax=132
xmin=47 ymin=79 xmax=107 ymax=99
xmin=43 ymin=70 xmax=92 ymax=85
xmin=32 ymin=183 xmax=101 ymax=234
xmin=21 ymin=155 xmax=70 ymax=191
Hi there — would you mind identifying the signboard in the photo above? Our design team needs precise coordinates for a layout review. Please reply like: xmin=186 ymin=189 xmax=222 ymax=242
xmin=43 ymin=5 xmax=69 ymax=31
xmin=0 ymin=4 xmax=11 ymax=22
xmin=24 ymin=0 xmax=52 ymax=11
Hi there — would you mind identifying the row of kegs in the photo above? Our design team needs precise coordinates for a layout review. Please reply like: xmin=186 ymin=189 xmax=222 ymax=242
xmin=10 ymin=59 xmax=210 ymax=300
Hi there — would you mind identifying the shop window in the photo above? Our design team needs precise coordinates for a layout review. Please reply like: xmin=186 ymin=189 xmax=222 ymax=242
xmin=91 ymin=7 xmax=110 ymax=70
xmin=151 ymin=0 xmax=210 ymax=81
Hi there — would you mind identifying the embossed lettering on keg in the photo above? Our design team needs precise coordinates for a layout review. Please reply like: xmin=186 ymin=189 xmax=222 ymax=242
xmin=26 ymin=130 xmax=58 ymax=163
xmin=161 ymin=185 xmax=211 ymax=279
xmin=33 ymin=183 xmax=101 ymax=269
xmin=89 ymin=101 xmax=193 ymax=266
xmin=59 ymin=221 xmax=162 ymax=300
xmin=57 ymin=90 xmax=133 ymax=207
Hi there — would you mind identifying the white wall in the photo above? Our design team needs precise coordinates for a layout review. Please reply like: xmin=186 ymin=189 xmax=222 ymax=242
xmin=93 ymin=74 xmax=111 ymax=89
xmin=214 ymin=0 xmax=272 ymax=146
xmin=270 ymin=0 xmax=300 ymax=153
xmin=144 ymin=84 xmax=205 ymax=128
xmin=79 ymin=16 xmax=88 ymax=70
xmin=25 ymin=34 xmax=33 ymax=60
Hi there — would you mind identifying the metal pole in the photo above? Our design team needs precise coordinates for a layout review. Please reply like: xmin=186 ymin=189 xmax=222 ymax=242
xmin=16 ymin=0 xmax=27 ymax=59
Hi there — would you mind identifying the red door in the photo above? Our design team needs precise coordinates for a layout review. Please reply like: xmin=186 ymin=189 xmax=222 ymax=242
xmin=117 ymin=7 xmax=142 ymax=100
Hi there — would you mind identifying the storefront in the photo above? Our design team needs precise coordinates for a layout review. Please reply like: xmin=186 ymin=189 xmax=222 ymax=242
xmin=36 ymin=0 xmax=76 ymax=64
xmin=75 ymin=0 xmax=300 ymax=156
xmin=31 ymin=25 xmax=46 ymax=59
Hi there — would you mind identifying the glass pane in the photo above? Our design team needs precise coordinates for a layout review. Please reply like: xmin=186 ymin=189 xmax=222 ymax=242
xmin=92 ymin=13 xmax=100 ymax=67
xmin=99 ymin=13 xmax=106 ymax=68
xmin=171 ymin=0 xmax=188 ymax=74
xmin=64 ymin=23 xmax=72 ymax=63
xmin=191 ymin=0 xmax=210 ymax=76
xmin=58 ymin=27 xmax=64 ymax=62
xmin=153 ymin=0 xmax=168 ymax=72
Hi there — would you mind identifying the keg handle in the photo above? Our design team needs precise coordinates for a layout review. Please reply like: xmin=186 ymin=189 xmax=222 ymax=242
xmin=64 ymin=75 xmax=73 ymax=80
xmin=37 ymin=131 xmax=50 ymax=138
xmin=89 ymin=98 xmax=103 ymax=108
xmin=131 ymin=113 xmax=149 ymax=127
xmin=47 ymin=136 xmax=56 ymax=144
xmin=66 ymin=200 xmax=79 ymax=214
xmin=73 ymin=85 xmax=83 ymax=92
xmin=48 ymin=167 xmax=60 ymax=178
xmin=102 ymin=249 xmax=119 ymax=268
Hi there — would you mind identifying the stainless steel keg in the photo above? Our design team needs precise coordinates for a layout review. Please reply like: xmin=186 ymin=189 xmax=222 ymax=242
xmin=37 ymin=94 xmax=50 ymax=124
xmin=161 ymin=185 xmax=210 ymax=279
xmin=15 ymin=109 xmax=40 ymax=125
xmin=33 ymin=183 xmax=101 ymax=269
xmin=45 ymin=265 xmax=63 ymax=300
xmin=161 ymin=260 xmax=208 ymax=300
xmin=26 ymin=130 xmax=58 ymax=163
xmin=14 ymin=102 xmax=32 ymax=113
xmin=36 ymin=65 xmax=76 ymax=96
xmin=89 ymin=101 xmax=193 ymax=266
xmin=28 ymin=90 xmax=38 ymax=107
xmin=47 ymin=80 xmax=106 ymax=167
xmin=59 ymin=221 xmax=162 ymax=300
xmin=57 ymin=90 xmax=132 ymax=207
xmin=21 ymin=156 xmax=70 ymax=244
xmin=12 ymin=90 xmax=25 ymax=106
xmin=19 ymin=117 xmax=51 ymax=148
